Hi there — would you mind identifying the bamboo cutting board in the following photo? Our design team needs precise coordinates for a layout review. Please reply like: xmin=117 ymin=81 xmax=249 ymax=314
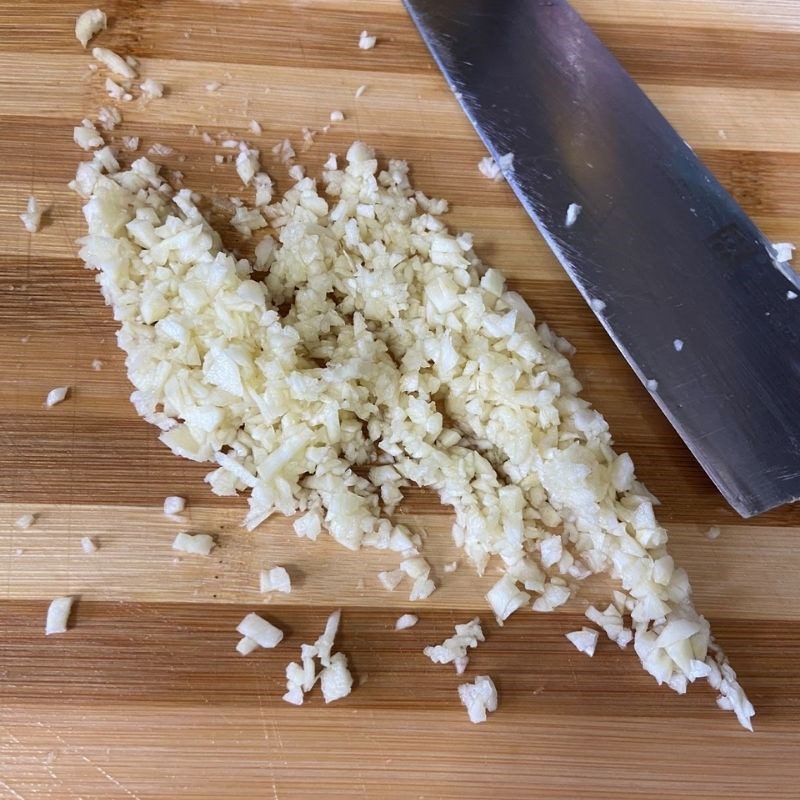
xmin=1 ymin=1 xmax=800 ymax=798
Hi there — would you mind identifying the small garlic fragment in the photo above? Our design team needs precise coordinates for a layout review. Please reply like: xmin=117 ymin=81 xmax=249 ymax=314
xmin=358 ymin=30 xmax=377 ymax=50
xmin=45 ymin=386 xmax=70 ymax=408
xmin=75 ymin=9 xmax=106 ymax=48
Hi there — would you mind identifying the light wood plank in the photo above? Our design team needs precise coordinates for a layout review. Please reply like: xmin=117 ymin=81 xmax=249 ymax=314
xmin=573 ymin=0 xmax=800 ymax=34
xmin=2 ymin=503 xmax=799 ymax=621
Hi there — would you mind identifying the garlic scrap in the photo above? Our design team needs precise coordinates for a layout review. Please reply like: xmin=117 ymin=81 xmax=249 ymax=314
xmin=75 ymin=9 xmax=106 ymax=48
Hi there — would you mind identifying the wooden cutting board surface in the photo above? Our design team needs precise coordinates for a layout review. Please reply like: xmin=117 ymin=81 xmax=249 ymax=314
xmin=2 ymin=1 xmax=800 ymax=797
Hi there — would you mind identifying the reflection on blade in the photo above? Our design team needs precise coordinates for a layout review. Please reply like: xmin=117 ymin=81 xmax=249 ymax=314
xmin=404 ymin=0 xmax=800 ymax=516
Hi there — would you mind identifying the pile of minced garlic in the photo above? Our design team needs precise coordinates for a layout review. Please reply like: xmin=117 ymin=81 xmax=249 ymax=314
xmin=71 ymin=140 xmax=753 ymax=730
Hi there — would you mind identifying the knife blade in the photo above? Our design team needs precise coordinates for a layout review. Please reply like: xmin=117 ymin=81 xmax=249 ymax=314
xmin=404 ymin=0 xmax=800 ymax=517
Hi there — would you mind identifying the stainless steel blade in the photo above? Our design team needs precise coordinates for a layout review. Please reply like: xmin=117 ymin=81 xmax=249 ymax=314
xmin=404 ymin=0 xmax=800 ymax=517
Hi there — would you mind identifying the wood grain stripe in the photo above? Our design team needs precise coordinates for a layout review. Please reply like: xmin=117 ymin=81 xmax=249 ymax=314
xmin=5 ymin=53 xmax=800 ymax=154
xmin=595 ymin=23 xmax=800 ymax=91
xmin=2 ymin=2 xmax=430 ymax=74
xmin=1 ymin=604 xmax=792 ymax=710
xmin=2 ymin=502 xmax=799 ymax=618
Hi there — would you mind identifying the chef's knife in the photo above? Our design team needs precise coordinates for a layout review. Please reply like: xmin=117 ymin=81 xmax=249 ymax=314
xmin=404 ymin=0 xmax=800 ymax=517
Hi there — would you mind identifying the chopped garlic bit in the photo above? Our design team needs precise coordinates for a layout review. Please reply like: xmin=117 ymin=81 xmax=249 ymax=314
xmin=788 ymin=290 xmax=798 ymax=300
xmin=355 ymin=84 xmax=367 ymax=98
xmin=45 ymin=386 xmax=69 ymax=408
xmin=566 ymin=627 xmax=599 ymax=657
xmin=673 ymin=338 xmax=684 ymax=352
xmin=394 ymin=613 xmax=418 ymax=630
xmin=539 ymin=534 xmax=563 ymax=568
xmin=707 ymin=635 xmax=755 ymax=731
xmin=400 ymin=555 xmax=436 ymax=601
xmin=15 ymin=513 xmax=36 ymax=530
xmin=283 ymin=669 xmax=305 ymax=705
xmin=74 ymin=142 xmax=754 ymax=730
xmin=67 ymin=145 xmax=117 ymax=198
xmin=121 ymin=136 xmax=139 ymax=152
xmin=477 ymin=156 xmax=500 ymax=181
xmin=315 ymin=609 xmax=341 ymax=666
xmin=249 ymin=119 xmax=262 ymax=135
xmin=80 ymin=536 xmax=98 ymax=553
xmin=486 ymin=574 xmax=529 ymax=625
xmin=235 ymin=145 xmax=260 ymax=186
xmin=230 ymin=205 xmax=266 ymax=238
xmin=163 ymin=495 xmax=185 ymax=516
xmin=148 ymin=142 xmax=174 ymax=156
xmin=424 ymin=617 xmax=484 ymax=673
xmin=590 ymin=297 xmax=606 ymax=313
xmin=585 ymin=604 xmax=625 ymax=643
xmin=773 ymin=242 xmax=795 ymax=263
xmin=236 ymin=635 xmax=259 ymax=655
xmin=205 ymin=81 xmax=221 ymax=93
xmin=359 ymin=30 xmax=377 ymax=50
xmin=172 ymin=531 xmax=214 ymax=556
xmin=97 ymin=105 xmax=122 ymax=131
xmin=253 ymin=172 xmax=274 ymax=207
xmin=646 ymin=378 xmax=659 ymax=391
xmin=617 ymin=628 xmax=633 ymax=648
xmin=458 ymin=675 xmax=497 ymax=723
xmin=74 ymin=119 xmax=103 ymax=150
xmin=260 ymin=565 xmax=292 ymax=594
xmin=254 ymin=235 xmax=275 ymax=270
xmin=532 ymin=581 xmax=571 ymax=612
xmin=300 ymin=127 xmax=317 ymax=150
xmin=283 ymin=609 xmax=352 ymax=705
xmin=75 ymin=8 xmax=106 ymax=48
xmin=329 ymin=110 xmax=344 ymax=123
xmin=140 ymin=78 xmax=165 ymax=100
xmin=498 ymin=152 xmax=515 ymax=173
xmin=19 ymin=196 xmax=43 ymax=233
xmin=770 ymin=242 xmax=799 ymax=285
xmin=377 ymin=569 xmax=404 ymax=591
xmin=92 ymin=46 xmax=137 ymax=79
xmin=565 ymin=202 xmax=582 ymax=227
xmin=478 ymin=152 xmax=514 ymax=182
xmin=236 ymin=612 xmax=284 ymax=648
xmin=706 ymin=526 xmax=721 ymax=540
xmin=91 ymin=358 xmax=103 ymax=370
xmin=46 ymin=596 xmax=76 ymax=635
xmin=271 ymin=138 xmax=295 ymax=165
xmin=320 ymin=652 xmax=353 ymax=703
